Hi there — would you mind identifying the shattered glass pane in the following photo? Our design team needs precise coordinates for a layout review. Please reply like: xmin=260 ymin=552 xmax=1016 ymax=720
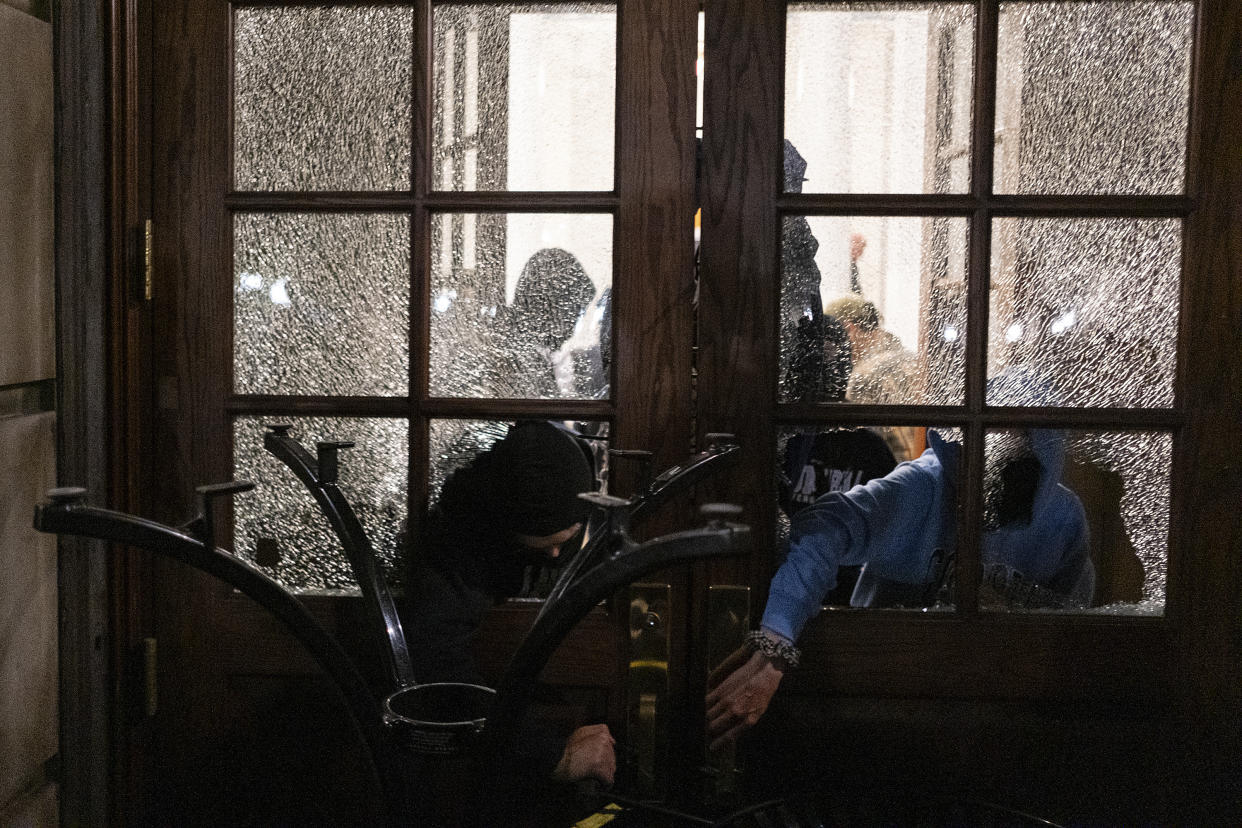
xmin=988 ymin=218 xmax=1180 ymax=408
xmin=433 ymin=4 xmax=615 ymax=191
xmin=982 ymin=429 xmax=1168 ymax=615
xmin=234 ymin=213 xmax=409 ymax=396
xmin=428 ymin=213 xmax=612 ymax=399
xmin=427 ymin=419 xmax=608 ymax=599
xmin=995 ymin=2 xmax=1193 ymax=195
xmin=775 ymin=424 xmax=957 ymax=610
xmin=780 ymin=215 xmax=968 ymax=406
xmin=233 ymin=6 xmax=413 ymax=191
xmin=233 ymin=417 xmax=408 ymax=595
xmin=785 ymin=3 xmax=975 ymax=194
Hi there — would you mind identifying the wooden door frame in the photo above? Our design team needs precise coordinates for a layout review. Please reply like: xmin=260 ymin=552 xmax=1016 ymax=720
xmin=54 ymin=0 xmax=117 ymax=824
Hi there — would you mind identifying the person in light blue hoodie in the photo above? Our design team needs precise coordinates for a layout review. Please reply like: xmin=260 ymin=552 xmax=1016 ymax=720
xmin=706 ymin=424 xmax=1094 ymax=749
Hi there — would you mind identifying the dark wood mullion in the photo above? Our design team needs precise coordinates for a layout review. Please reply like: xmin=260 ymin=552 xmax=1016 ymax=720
xmin=410 ymin=0 xmax=434 ymax=549
xmin=421 ymin=397 xmax=615 ymax=421
xmin=112 ymin=0 xmax=158 ymax=817
xmin=987 ymin=195 xmax=1193 ymax=217
xmin=226 ymin=395 xmax=412 ymax=416
xmin=423 ymin=192 xmax=620 ymax=210
xmin=955 ymin=0 xmax=1001 ymax=616
xmin=149 ymin=0 xmax=242 ymax=816
xmin=1170 ymin=0 xmax=1242 ymax=715
xmin=780 ymin=194 xmax=1192 ymax=218
xmin=774 ymin=404 xmax=1184 ymax=431
xmin=224 ymin=192 xmax=620 ymax=211
xmin=777 ymin=194 xmax=975 ymax=215
xmin=225 ymin=192 xmax=417 ymax=211
xmin=613 ymin=0 xmax=698 ymax=778
xmin=1165 ymin=0 xmax=1206 ymax=637
xmin=697 ymin=0 xmax=784 ymax=594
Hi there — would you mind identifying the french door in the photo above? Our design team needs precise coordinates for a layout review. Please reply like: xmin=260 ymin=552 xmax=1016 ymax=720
xmin=141 ymin=0 xmax=699 ymax=821
xmin=120 ymin=0 xmax=1241 ymax=823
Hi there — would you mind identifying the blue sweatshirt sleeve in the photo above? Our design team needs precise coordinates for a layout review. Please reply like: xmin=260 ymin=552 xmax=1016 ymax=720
xmin=761 ymin=455 xmax=941 ymax=642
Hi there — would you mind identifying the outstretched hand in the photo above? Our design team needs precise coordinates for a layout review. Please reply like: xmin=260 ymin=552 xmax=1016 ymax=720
xmin=553 ymin=723 xmax=617 ymax=786
xmin=705 ymin=644 xmax=786 ymax=752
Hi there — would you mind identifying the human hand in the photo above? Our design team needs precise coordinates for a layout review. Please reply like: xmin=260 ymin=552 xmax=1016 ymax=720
xmin=553 ymin=723 xmax=617 ymax=786
xmin=705 ymin=645 xmax=786 ymax=751
xmin=849 ymin=233 xmax=867 ymax=262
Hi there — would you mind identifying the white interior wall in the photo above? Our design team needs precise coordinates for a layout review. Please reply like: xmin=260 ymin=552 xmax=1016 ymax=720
xmin=506 ymin=12 xmax=615 ymax=322
xmin=786 ymin=10 xmax=931 ymax=352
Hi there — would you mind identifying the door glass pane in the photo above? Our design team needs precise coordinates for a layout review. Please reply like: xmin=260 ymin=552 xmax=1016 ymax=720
xmin=234 ymin=213 xmax=410 ymax=396
xmin=433 ymin=3 xmax=616 ymax=191
xmin=233 ymin=417 xmax=409 ymax=595
xmin=780 ymin=215 xmax=968 ymax=406
xmin=774 ymin=425 xmax=958 ymax=611
xmin=988 ymin=218 xmax=1180 ymax=409
xmin=429 ymin=213 xmax=612 ymax=399
xmin=427 ymin=419 xmax=607 ymax=599
xmin=233 ymin=6 xmax=413 ymax=191
xmin=995 ymin=1 xmax=1193 ymax=195
xmin=981 ymin=429 xmax=1168 ymax=615
xmin=785 ymin=3 xmax=975 ymax=194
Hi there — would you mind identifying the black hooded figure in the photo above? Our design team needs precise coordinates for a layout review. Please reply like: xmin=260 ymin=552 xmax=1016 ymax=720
xmin=407 ymin=420 xmax=594 ymax=684
xmin=489 ymin=247 xmax=596 ymax=398
xmin=404 ymin=420 xmax=618 ymax=803
xmin=780 ymin=140 xmax=826 ymax=399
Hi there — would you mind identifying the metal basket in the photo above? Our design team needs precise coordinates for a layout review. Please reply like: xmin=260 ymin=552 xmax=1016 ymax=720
xmin=383 ymin=682 xmax=496 ymax=756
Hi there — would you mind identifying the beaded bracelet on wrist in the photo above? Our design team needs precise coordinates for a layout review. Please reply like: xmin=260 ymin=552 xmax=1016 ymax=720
xmin=744 ymin=629 xmax=800 ymax=670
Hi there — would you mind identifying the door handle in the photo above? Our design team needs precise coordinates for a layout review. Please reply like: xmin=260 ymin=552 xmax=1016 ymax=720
xmin=627 ymin=583 xmax=670 ymax=798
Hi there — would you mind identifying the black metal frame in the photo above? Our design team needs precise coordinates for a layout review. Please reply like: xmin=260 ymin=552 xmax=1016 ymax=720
xmin=35 ymin=431 xmax=751 ymax=825
xmin=263 ymin=424 xmax=417 ymax=690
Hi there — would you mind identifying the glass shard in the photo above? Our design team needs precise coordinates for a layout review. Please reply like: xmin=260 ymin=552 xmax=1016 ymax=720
xmin=429 ymin=213 xmax=612 ymax=399
xmin=995 ymin=2 xmax=1193 ymax=195
xmin=433 ymin=3 xmax=616 ymax=191
xmin=988 ymin=218 xmax=1180 ymax=409
xmin=982 ymin=429 xmax=1168 ymax=614
xmin=234 ymin=213 xmax=410 ymax=397
xmin=781 ymin=215 xmax=968 ymax=407
xmin=785 ymin=3 xmax=976 ymax=194
xmin=234 ymin=6 xmax=413 ymax=191
xmin=233 ymin=417 xmax=409 ymax=594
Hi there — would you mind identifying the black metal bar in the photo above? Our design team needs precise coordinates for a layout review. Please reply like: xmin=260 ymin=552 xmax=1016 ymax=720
xmin=539 ymin=437 xmax=742 ymax=614
xmin=263 ymin=425 xmax=417 ymax=690
xmin=630 ymin=435 xmax=741 ymax=525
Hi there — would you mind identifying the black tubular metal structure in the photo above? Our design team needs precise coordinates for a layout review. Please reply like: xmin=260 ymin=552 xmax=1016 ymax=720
xmin=34 ymin=428 xmax=750 ymax=825
xmin=540 ymin=432 xmax=742 ymax=616
xmin=31 ymin=485 xmax=402 ymax=815
xmin=263 ymin=424 xmax=416 ymax=690
xmin=473 ymin=507 xmax=751 ymax=824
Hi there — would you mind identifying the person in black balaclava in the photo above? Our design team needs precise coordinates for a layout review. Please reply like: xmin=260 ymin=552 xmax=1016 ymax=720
xmin=405 ymin=420 xmax=616 ymax=789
